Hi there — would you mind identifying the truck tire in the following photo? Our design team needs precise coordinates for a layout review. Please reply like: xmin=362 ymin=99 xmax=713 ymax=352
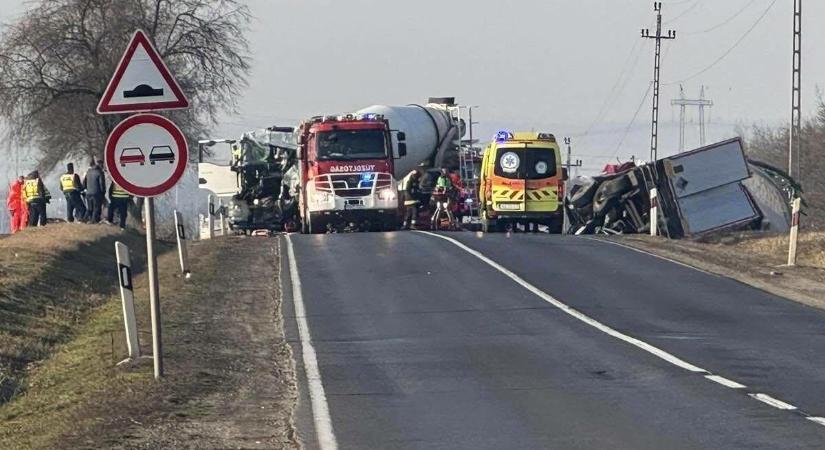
xmin=592 ymin=175 xmax=633 ymax=214
xmin=308 ymin=215 xmax=326 ymax=234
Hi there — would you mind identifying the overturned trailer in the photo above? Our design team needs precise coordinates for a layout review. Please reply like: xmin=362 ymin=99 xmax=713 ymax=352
xmin=568 ymin=138 xmax=768 ymax=238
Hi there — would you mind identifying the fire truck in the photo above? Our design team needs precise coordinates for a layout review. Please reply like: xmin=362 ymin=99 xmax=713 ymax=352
xmin=295 ymin=113 xmax=408 ymax=233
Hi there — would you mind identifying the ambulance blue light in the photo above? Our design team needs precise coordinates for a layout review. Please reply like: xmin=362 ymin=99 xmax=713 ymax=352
xmin=495 ymin=131 xmax=514 ymax=142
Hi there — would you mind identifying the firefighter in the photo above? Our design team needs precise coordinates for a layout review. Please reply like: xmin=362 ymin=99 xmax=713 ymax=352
xmin=106 ymin=182 xmax=132 ymax=228
xmin=24 ymin=170 xmax=50 ymax=227
xmin=83 ymin=159 xmax=106 ymax=223
xmin=6 ymin=176 xmax=26 ymax=233
xmin=60 ymin=163 xmax=86 ymax=223
xmin=399 ymin=169 xmax=421 ymax=230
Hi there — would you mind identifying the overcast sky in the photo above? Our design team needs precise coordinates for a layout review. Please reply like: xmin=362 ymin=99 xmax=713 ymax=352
xmin=2 ymin=0 xmax=823 ymax=166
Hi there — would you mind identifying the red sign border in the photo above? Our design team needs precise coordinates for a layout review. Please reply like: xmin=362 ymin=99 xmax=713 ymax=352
xmin=105 ymin=113 xmax=188 ymax=197
xmin=97 ymin=29 xmax=190 ymax=114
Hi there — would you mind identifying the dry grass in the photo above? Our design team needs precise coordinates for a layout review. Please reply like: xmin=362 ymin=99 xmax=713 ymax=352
xmin=733 ymin=232 xmax=825 ymax=269
xmin=0 ymin=224 xmax=149 ymax=404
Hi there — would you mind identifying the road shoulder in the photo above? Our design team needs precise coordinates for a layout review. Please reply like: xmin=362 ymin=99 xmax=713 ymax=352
xmin=609 ymin=233 xmax=825 ymax=311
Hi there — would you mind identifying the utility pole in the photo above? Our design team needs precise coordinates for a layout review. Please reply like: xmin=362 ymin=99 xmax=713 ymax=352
xmin=642 ymin=2 xmax=676 ymax=161
xmin=789 ymin=0 xmax=802 ymax=181
xmin=563 ymin=137 xmax=583 ymax=173
xmin=671 ymin=85 xmax=713 ymax=152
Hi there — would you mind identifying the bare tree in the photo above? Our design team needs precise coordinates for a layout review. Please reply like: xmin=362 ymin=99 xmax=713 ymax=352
xmin=0 ymin=0 xmax=250 ymax=171
xmin=741 ymin=98 xmax=825 ymax=229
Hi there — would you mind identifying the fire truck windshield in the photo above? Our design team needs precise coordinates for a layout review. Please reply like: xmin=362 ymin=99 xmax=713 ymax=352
xmin=316 ymin=130 xmax=386 ymax=161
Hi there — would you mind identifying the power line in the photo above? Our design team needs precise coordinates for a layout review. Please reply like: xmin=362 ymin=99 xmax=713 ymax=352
xmin=665 ymin=0 xmax=702 ymax=24
xmin=664 ymin=0 xmax=778 ymax=86
xmin=683 ymin=0 xmax=759 ymax=35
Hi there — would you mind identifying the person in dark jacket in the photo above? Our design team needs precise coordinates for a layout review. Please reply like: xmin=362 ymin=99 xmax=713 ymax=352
xmin=83 ymin=159 xmax=106 ymax=223
xmin=60 ymin=163 xmax=86 ymax=222
xmin=106 ymin=182 xmax=132 ymax=228
xmin=399 ymin=169 xmax=422 ymax=230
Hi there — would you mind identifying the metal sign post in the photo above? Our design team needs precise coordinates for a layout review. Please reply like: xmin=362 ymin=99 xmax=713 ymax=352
xmin=145 ymin=198 xmax=163 ymax=378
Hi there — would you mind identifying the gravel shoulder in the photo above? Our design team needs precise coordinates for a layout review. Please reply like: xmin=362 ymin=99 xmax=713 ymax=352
xmin=610 ymin=232 xmax=825 ymax=311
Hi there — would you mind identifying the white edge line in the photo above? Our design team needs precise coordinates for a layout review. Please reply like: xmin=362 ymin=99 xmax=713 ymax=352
xmin=579 ymin=236 xmax=719 ymax=277
xmin=748 ymin=393 xmax=798 ymax=411
xmin=285 ymin=234 xmax=338 ymax=450
xmin=807 ymin=417 xmax=825 ymax=426
xmin=416 ymin=231 xmax=707 ymax=374
xmin=705 ymin=375 xmax=746 ymax=389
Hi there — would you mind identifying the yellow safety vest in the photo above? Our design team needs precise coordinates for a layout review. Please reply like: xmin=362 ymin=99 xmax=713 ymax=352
xmin=111 ymin=184 xmax=131 ymax=199
xmin=60 ymin=174 xmax=76 ymax=192
xmin=24 ymin=179 xmax=41 ymax=202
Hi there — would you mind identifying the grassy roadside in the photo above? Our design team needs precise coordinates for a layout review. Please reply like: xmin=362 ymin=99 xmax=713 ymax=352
xmin=0 ymin=232 xmax=298 ymax=449
xmin=613 ymin=231 xmax=825 ymax=311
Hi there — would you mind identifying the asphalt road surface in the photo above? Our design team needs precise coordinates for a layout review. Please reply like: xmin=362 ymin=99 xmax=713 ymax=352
xmin=282 ymin=232 xmax=825 ymax=449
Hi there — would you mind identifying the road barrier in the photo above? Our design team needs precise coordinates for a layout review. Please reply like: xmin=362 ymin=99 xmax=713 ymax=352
xmin=788 ymin=197 xmax=801 ymax=266
xmin=115 ymin=241 xmax=140 ymax=362
xmin=174 ymin=210 xmax=191 ymax=277
xmin=649 ymin=188 xmax=659 ymax=237
xmin=207 ymin=194 xmax=216 ymax=239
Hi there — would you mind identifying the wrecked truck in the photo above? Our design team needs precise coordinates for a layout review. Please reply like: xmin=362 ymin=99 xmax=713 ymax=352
xmin=567 ymin=137 xmax=767 ymax=238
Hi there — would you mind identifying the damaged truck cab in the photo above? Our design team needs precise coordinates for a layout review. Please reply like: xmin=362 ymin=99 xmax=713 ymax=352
xmin=479 ymin=131 xmax=565 ymax=233
xmin=296 ymin=113 xmax=406 ymax=234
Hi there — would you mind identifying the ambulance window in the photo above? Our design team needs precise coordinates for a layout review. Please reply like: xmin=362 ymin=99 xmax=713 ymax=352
xmin=526 ymin=149 xmax=557 ymax=179
xmin=494 ymin=149 xmax=524 ymax=179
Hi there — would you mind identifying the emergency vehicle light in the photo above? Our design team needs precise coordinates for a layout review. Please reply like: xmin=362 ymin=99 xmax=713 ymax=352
xmin=495 ymin=131 xmax=514 ymax=142
xmin=536 ymin=133 xmax=556 ymax=142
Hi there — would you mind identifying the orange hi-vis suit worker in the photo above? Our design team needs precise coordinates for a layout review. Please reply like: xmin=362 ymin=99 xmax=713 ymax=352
xmin=6 ymin=176 xmax=27 ymax=233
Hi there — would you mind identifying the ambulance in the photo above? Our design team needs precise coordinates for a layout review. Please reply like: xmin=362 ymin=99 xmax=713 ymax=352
xmin=478 ymin=131 xmax=566 ymax=233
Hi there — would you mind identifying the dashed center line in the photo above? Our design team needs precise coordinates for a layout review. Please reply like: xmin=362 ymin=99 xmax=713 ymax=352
xmin=418 ymin=231 xmax=823 ymax=428
xmin=749 ymin=393 xmax=798 ymax=411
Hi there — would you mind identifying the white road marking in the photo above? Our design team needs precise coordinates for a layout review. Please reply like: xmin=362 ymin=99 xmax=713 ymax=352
xmin=807 ymin=417 xmax=825 ymax=426
xmin=579 ymin=236 xmax=719 ymax=277
xmin=705 ymin=375 xmax=746 ymax=389
xmin=285 ymin=235 xmax=338 ymax=450
xmin=748 ymin=393 xmax=798 ymax=411
xmin=416 ymin=232 xmax=825 ymax=427
xmin=417 ymin=231 xmax=707 ymax=373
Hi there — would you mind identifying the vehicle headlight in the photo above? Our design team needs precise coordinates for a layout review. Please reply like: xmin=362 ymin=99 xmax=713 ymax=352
xmin=378 ymin=188 xmax=396 ymax=201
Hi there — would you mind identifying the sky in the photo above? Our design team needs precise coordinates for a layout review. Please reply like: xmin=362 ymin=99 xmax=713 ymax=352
xmin=1 ymin=0 xmax=824 ymax=173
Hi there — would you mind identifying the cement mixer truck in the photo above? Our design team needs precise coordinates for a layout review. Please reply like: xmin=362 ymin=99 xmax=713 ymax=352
xmin=294 ymin=98 xmax=462 ymax=233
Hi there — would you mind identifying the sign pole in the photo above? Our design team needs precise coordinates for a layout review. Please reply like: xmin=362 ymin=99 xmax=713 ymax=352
xmin=145 ymin=197 xmax=163 ymax=378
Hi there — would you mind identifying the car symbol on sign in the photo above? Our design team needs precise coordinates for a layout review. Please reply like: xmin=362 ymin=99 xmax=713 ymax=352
xmin=120 ymin=147 xmax=146 ymax=167
xmin=150 ymin=146 xmax=175 ymax=165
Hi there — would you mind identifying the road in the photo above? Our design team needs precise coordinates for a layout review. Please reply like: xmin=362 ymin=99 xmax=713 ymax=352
xmin=282 ymin=231 xmax=825 ymax=449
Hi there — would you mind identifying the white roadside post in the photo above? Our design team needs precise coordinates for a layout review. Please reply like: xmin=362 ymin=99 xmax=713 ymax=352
xmin=207 ymin=194 xmax=215 ymax=239
xmin=218 ymin=198 xmax=226 ymax=236
xmin=174 ymin=210 xmax=191 ymax=277
xmin=115 ymin=242 xmax=140 ymax=362
xmin=649 ymin=188 xmax=659 ymax=237
xmin=788 ymin=197 xmax=801 ymax=266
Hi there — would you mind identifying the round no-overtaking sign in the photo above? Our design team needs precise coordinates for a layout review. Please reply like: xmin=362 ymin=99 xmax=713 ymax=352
xmin=104 ymin=113 xmax=188 ymax=197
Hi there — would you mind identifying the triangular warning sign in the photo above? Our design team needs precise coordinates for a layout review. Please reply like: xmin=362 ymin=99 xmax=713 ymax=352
xmin=97 ymin=30 xmax=189 ymax=114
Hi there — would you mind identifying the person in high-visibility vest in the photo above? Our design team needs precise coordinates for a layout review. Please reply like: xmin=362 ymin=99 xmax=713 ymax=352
xmin=24 ymin=170 xmax=50 ymax=227
xmin=106 ymin=182 xmax=132 ymax=228
xmin=59 ymin=163 xmax=87 ymax=223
